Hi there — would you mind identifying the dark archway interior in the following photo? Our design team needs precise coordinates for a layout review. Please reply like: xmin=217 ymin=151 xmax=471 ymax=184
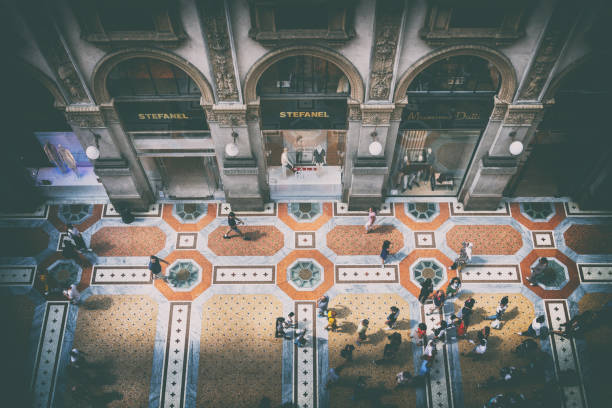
xmin=511 ymin=60 xmax=612 ymax=203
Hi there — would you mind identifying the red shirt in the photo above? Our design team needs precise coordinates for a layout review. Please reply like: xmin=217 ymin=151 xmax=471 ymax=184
xmin=417 ymin=328 xmax=427 ymax=338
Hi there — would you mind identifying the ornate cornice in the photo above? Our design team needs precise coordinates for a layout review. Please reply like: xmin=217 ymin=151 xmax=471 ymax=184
xmin=503 ymin=104 xmax=545 ymax=125
xmin=64 ymin=105 xmax=105 ymax=128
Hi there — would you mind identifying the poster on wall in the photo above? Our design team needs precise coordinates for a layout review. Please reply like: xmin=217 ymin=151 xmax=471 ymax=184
xmin=35 ymin=132 xmax=91 ymax=175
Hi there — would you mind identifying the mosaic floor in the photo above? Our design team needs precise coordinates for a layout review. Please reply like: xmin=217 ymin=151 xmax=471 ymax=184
xmin=1 ymin=199 xmax=611 ymax=408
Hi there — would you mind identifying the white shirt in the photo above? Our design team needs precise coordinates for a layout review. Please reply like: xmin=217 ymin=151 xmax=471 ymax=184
xmin=496 ymin=304 xmax=508 ymax=315
xmin=63 ymin=284 xmax=80 ymax=301
xmin=281 ymin=151 xmax=290 ymax=166
xmin=531 ymin=318 xmax=545 ymax=336
xmin=474 ymin=341 xmax=487 ymax=354
xmin=68 ymin=227 xmax=82 ymax=238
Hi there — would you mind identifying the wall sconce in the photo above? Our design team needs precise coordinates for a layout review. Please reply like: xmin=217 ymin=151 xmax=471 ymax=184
xmin=508 ymin=130 xmax=524 ymax=156
xmin=368 ymin=116 xmax=383 ymax=156
xmin=86 ymin=130 xmax=101 ymax=160
xmin=225 ymin=130 xmax=239 ymax=157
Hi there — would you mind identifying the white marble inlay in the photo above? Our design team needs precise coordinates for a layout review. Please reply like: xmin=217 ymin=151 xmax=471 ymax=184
xmin=295 ymin=232 xmax=315 ymax=248
xmin=31 ymin=302 xmax=68 ymax=408
xmin=578 ymin=264 xmax=612 ymax=282
xmin=0 ymin=205 xmax=49 ymax=219
xmin=415 ymin=232 xmax=435 ymax=248
xmin=218 ymin=202 xmax=276 ymax=216
xmin=102 ymin=203 xmax=161 ymax=218
xmin=213 ymin=266 xmax=275 ymax=283
xmin=545 ymin=300 xmax=587 ymax=408
xmin=176 ymin=233 xmax=197 ymax=249
xmin=532 ymin=231 xmax=555 ymax=248
xmin=56 ymin=232 xmax=69 ymax=251
xmin=161 ymin=303 xmax=191 ymax=408
xmin=334 ymin=202 xmax=392 ymax=216
xmin=565 ymin=201 xmax=612 ymax=217
xmin=0 ymin=265 xmax=36 ymax=285
xmin=294 ymin=302 xmax=316 ymax=408
xmin=422 ymin=303 xmax=453 ymax=408
xmin=335 ymin=265 xmax=398 ymax=283
xmin=91 ymin=266 xmax=151 ymax=284
xmin=460 ymin=265 xmax=521 ymax=282
xmin=450 ymin=201 xmax=509 ymax=216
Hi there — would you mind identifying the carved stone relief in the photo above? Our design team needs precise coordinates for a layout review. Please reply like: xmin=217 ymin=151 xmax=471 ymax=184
xmin=518 ymin=1 xmax=575 ymax=100
xmin=360 ymin=105 xmax=394 ymax=125
xmin=208 ymin=106 xmax=247 ymax=127
xmin=503 ymin=105 xmax=544 ymax=125
xmin=65 ymin=106 xmax=105 ymax=128
xmin=368 ymin=0 xmax=404 ymax=101
xmin=199 ymin=1 xmax=239 ymax=101
xmin=348 ymin=103 xmax=362 ymax=121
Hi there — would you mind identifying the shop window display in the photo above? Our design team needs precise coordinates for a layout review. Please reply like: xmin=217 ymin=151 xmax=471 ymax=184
xmin=390 ymin=56 xmax=498 ymax=196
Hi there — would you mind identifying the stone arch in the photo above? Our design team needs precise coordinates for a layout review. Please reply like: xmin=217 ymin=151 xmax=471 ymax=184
xmin=91 ymin=48 xmax=215 ymax=105
xmin=393 ymin=45 xmax=518 ymax=103
xmin=243 ymin=45 xmax=365 ymax=104
xmin=11 ymin=59 xmax=68 ymax=108
xmin=542 ymin=53 xmax=596 ymax=101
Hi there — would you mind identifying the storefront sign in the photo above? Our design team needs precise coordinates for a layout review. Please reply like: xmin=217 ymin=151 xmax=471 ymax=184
xmin=279 ymin=111 xmax=329 ymax=118
xmin=405 ymin=111 xmax=480 ymax=120
xmin=137 ymin=113 xmax=191 ymax=119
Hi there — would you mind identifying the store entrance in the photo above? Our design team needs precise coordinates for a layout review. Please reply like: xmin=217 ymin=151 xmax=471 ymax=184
xmin=157 ymin=156 xmax=220 ymax=199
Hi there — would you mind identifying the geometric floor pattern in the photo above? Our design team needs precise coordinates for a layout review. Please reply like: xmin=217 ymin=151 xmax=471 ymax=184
xmin=1 ymin=198 xmax=611 ymax=407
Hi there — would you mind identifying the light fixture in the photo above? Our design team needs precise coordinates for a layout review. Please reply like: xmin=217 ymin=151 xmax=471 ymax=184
xmin=368 ymin=116 xmax=383 ymax=155
xmin=225 ymin=130 xmax=239 ymax=157
xmin=86 ymin=129 xmax=101 ymax=160
xmin=509 ymin=141 xmax=524 ymax=156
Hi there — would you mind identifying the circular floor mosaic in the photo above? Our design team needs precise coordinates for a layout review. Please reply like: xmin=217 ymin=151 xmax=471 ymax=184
xmin=167 ymin=260 xmax=202 ymax=291
xmin=531 ymin=258 xmax=569 ymax=290
xmin=58 ymin=204 xmax=92 ymax=225
xmin=289 ymin=203 xmax=322 ymax=221
xmin=405 ymin=202 xmax=439 ymax=222
xmin=288 ymin=259 xmax=322 ymax=289
xmin=520 ymin=202 xmax=554 ymax=221
xmin=173 ymin=204 xmax=208 ymax=223
xmin=411 ymin=259 xmax=446 ymax=288
xmin=48 ymin=260 xmax=81 ymax=287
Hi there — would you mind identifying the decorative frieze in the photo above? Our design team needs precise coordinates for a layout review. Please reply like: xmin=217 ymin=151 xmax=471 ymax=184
xmin=503 ymin=104 xmax=544 ymax=125
xmin=360 ymin=104 xmax=395 ymax=125
xmin=368 ymin=0 xmax=404 ymax=100
xmin=64 ymin=105 xmax=105 ymax=128
xmin=199 ymin=0 xmax=240 ymax=101
xmin=208 ymin=104 xmax=247 ymax=126
xmin=518 ymin=0 xmax=575 ymax=100
xmin=490 ymin=97 xmax=509 ymax=121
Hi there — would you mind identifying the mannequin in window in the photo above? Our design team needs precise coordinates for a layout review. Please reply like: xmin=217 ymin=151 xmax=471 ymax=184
xmin=295 ymin=136 xmax=304 ymax=164
xmin=281 ymin=147 xmax=294 ymax=178
xmin=396 ymin=155 xmax=420 ymax=191
xmin=423 ymin=147 xmax=435 ymax=181
xmin=313 ymin=145 xmax=326 ymax=175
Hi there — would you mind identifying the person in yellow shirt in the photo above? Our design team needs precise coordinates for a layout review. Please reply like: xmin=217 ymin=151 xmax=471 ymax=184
xmin=325 ymin=310 xmax=338 ymax=331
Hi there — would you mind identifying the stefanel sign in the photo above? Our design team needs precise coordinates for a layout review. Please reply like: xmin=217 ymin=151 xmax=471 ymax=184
xmin=279 ymin=111 xmax=329 ymax=118
xmin=137 ymin=113 xmax=191 ymax=120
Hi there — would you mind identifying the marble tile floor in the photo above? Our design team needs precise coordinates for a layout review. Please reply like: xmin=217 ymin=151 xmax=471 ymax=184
xmin=0 ymin=198 xmax=611 ymax=407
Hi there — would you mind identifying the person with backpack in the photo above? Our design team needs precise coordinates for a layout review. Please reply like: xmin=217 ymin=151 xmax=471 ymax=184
xmin=67 ymin=224 xmax=89 ymax=251
xmin=485 ymin=296 xmax=509 ymax=321
xmin=223 ymin=211 xmax=247 ymax=240
xmin=413 ymin=322 xmax=428 ymax=346
xmin=325 ymin=310 xmax=338 ymax=331
xmin=418 ymin=278 xmax=434 ymax=304
xmin=385 ymin=306 xmax=400 ymax=330
xmin=458 ymin=297 xmax=476 ymax=327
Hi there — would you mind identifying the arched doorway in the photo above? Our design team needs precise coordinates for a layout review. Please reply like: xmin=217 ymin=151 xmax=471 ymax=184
xmin=510 ymin=59 xmax=611 ymax=202
xmin=258 ymin=55 xmax=350 ymax=199
xmin=106 ymin=57 xmax=221 ymax=199
xmin=390 ymin=55 xmax=500 ymax=196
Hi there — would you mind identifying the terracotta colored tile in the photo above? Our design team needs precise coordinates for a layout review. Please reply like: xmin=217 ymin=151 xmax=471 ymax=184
xmin=564 ymin=224 xmax=612 ymax=254
xmin=91 ymin=226 xmax=166 ymax=257
xmin=162 ymin=203 xmax=216 ymax=232
xmin=276 ymin=250 xmax=334 ymax=300
xmin=446 ymin=225 xmax=523 ymax=255
xmin=510 ymin=202 xmax=566 ymax=231
xmin=395 ymin=202 xmax=451 ymax=231
xmin=326 ymin=225 xmax=404 ymax=256
xmin=208 ymin=225 xmax=284 ymax=257
xmin=277 ymin=202 xmax=332 ymax=231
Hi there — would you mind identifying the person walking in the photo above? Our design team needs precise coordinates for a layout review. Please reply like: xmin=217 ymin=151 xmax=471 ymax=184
xmin=464 ymin=337 xmax=488 ymax=358
xmin=433 ymin=320 xmax=448 ymax=343
xmin=385 ymin=306 xmax=400 ymax=330
xmin=284 ymin=312 xmax=296 ymax=329
xmin=450 ymin=241 xmax=473 ymax=271
xmin=527 ymin=258 xmax=549 ymax=286
xmin=418 ymin=278 xmax=434 ymax=304
xmin=485 ymin=296 xmax=509 ymax=321
xmin=317 ymin=295 xmax=329 ymax=317
xmin=67 ymin=224 xmax=88 ymax=251
xmin=517 ymin=315 xmax=548 ymax=338
xmin=458 ymin=297 xmax=476 ymax=327
xmin=365 ymin=207 xmax=377 ymax=233
xmin=223 ymin=211 xmax=246 ymax=239
xmin=455 ymin=317 xmax=467 ymax=338
xmin=325 ymin=310 xmax=338 ymax=331
xmin=62 ymin=235 xmax=80 ymax=260
xmin=356 ymin=319 xmax=369 ymax=346
xmin=294 ymin=329 xmax=307 ymax=347
xmin=148 ymin=255 xmax=169 ymax=281
xmin=413 ymin=322 xmax=428 ymax=346
xmin=446 ymin=277 xmax=461 ymax=298
xmin=422 ymin=339 xmax=437 ymax=362
xmin=63 ymin=283 xmax=81 ymax=305
xmin=396 ymin=371 xmax=417 ymax=388
xmin=380 ymin=240 xmax=391 ymax=266
xmin=429 ymin=289 xmax=446 ymax=314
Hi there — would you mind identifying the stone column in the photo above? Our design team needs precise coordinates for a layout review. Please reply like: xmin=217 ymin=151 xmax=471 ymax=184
xmin=461 ymin=103 xmax=545 ymax=210
xmin=206 ymin=104 xmax=265 ymax=211
xmin=64 ymin=104 xmax=154 ymax=209
xmin=346 ymin=104 xmax=394 ymax=210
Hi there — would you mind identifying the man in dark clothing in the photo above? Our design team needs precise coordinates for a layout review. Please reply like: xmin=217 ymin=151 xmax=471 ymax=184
xmin=148 ymin=255 xmax=169 ymax=281
xmin=223 ymin=211 xmax=246 ymax=239
xmin=67 ymin=223 xmax=88 ymax=251
xmin=418 ymin=278 xmax=433 ymax=304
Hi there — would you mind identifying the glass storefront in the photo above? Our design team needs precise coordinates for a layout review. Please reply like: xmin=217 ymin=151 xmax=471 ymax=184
xmin=390 ymin=56 xmax=499 ymax=196
xmin=257 ymin=56 xmax=349 ymax=199
xmin=108 ymin=58 xmax=219 ymax=199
